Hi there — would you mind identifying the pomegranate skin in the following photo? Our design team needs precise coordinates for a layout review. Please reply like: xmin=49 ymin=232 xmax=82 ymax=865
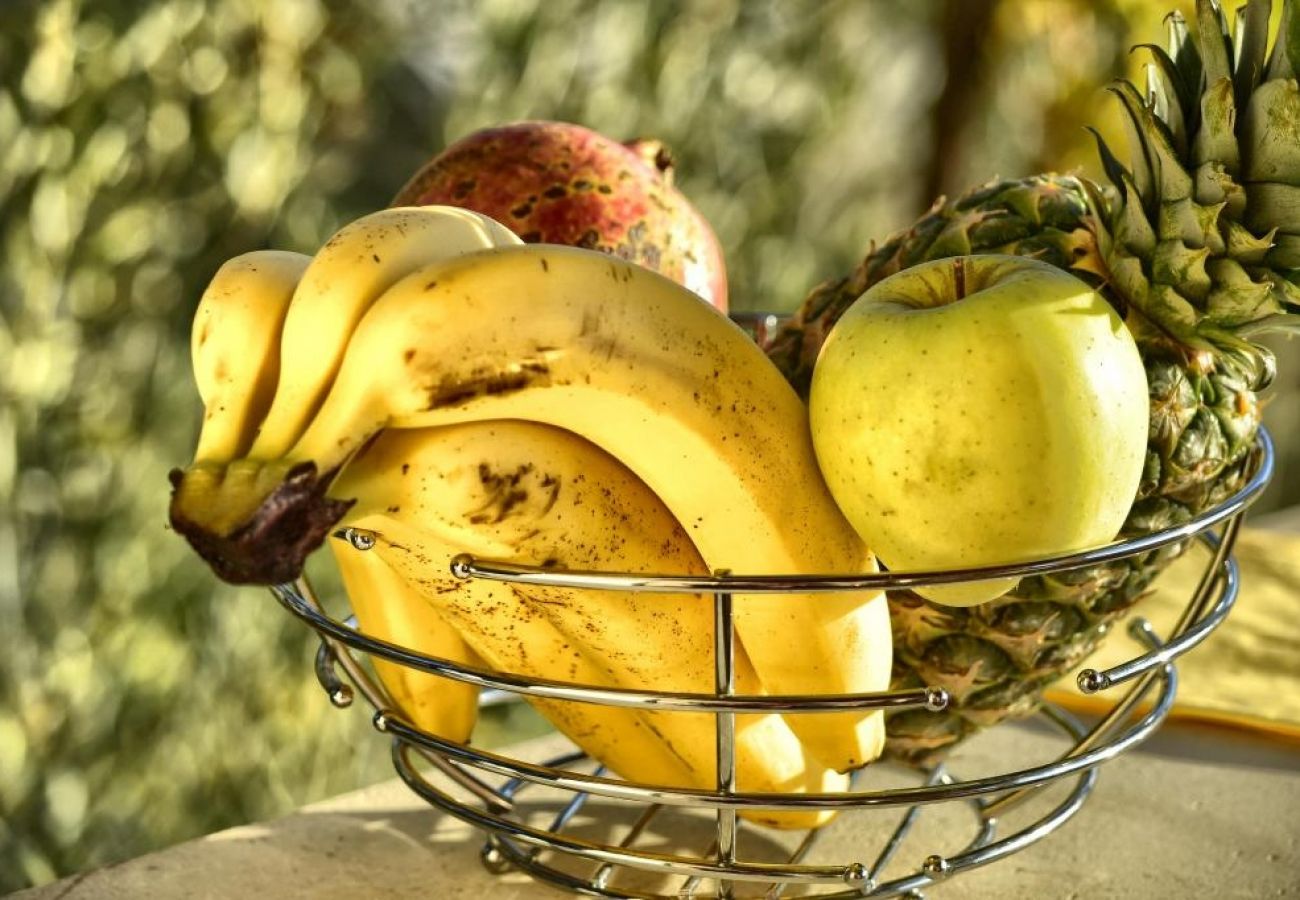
xmin=391 ymin=120 xmax=728 ymax=311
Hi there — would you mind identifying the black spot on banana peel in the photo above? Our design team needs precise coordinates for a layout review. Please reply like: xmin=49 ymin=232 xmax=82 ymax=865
xmin=425 ymin=361 xmax=551 ymax=409
xmin=168 ymin=461 xmax=354 ymax=585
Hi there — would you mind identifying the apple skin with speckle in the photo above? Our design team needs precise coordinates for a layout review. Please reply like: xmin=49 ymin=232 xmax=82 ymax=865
xmin=808 ymin=254 xmax=1149 ymax=606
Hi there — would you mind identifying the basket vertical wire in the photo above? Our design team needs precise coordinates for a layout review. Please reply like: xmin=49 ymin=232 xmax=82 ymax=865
xmin=270 ymin=427 xmax=1273 ymax=898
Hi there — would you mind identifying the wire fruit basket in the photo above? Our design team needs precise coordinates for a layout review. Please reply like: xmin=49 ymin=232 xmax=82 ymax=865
xmin=270 ymin=424 xmax=1274 ymax=899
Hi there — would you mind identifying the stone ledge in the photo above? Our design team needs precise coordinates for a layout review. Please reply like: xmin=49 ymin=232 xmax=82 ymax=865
xmin=14 ymin=721 xmax=1300 ymax=899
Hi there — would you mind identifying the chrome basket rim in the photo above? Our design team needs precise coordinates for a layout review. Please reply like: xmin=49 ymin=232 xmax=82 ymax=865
xmin=438 ymin=426 xmax=1273 ymax=595
xmin=267 ymin=427 xmax=1272 ymax=898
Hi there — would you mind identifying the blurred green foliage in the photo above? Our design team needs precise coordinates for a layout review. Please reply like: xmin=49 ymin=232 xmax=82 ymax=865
xmin=1 ymin=0 xmax=1296 ymax=891
xmin=0 ymin=0 xmax=448 ymax=888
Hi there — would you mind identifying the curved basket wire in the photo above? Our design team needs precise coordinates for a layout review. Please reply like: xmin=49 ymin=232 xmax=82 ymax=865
xmin=271 ymin=427 xmax=1274 ymax=899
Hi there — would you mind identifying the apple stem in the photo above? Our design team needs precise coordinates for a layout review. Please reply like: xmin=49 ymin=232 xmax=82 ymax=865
xmin=953 ymin=257 xmax=968 ymax=301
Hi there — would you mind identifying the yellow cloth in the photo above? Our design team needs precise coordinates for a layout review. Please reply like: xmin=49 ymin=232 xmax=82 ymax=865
xmin=1045 ymin=527 xmax=1300 ymax=743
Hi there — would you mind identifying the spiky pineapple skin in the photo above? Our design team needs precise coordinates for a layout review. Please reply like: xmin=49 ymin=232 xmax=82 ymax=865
xmin=764 ymin=175 xmax=1096 ymax=399
xmin=765 ymin=174 xmax=1263 ymax=765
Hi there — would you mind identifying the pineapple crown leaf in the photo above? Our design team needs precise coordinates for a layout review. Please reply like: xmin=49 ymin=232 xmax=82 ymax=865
xmin=1113 ymin=79 xmax=1195 ymax=202
xmin=1153 ymin=240 xmax=1214 ymax=300
xmin=1118 ymin=172 xmax=1159 ymax=253
xmin=1162 ymin=2 xmax=1281 ymax=151
xmin=1225 ymin=219 xmax=1277 ymax=263
xmin=1147 ymin=282 xmax=1216 ymax=348
xmin=1081 ymin=0 xmax=1300 ymax=379
xmin=1196 ymin=0 xmax=1236 ymax=88
xmin=1232 ymin=0 xmax=1273 ymax=107
xmin=1217 ymin=268 xmax=1300 ymax=345
xmin=1239 ymin=309 xmax=1300 ymax=340
xmin=1245 ymin=181 xmax=1300 ymax=233
xmin=1193 ymin=161 xmax=1245 ymax=212
xmin=1159 ymin=196 xmax=1225 ymax=249
xmin=1086 ymin=126 xmax=1131 ymax=202
xmin=1267 ymin=0 xmax=1300 ymax=79
xmin=1205 ymin=257 xmax=1278 ymax=323
xmin=1135 ymin=42 xmax=1195 ymax=116
xmin=1167 ymin=10 xmax=1205 ymax=102
xmin=1108 ymin=82 xmax=1159 ymax=208
xmin=1079 ymin=172 xmax=1117 ymax=221
xmin=1282 ymin=267 xmax=1300 ymax=291
xmin=1241 ymin=80 xmax=1300 ymax=184
xmin=1270 ymin=234 xmax=1300 ymax=267
xmin=1193 ymin=77 xmax=1240 ymax=174
xmin=1201 ymin=324 xmax=1279 ymax=387
xmin=1260 ymin=267 xmax=1300 ymax=315
xmin=1140 ymin=48 xmax=1191 ymax=153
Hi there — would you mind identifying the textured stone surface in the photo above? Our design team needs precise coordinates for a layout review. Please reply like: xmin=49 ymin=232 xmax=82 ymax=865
xmin=14 ymin=721 xmax=1299 ymax=899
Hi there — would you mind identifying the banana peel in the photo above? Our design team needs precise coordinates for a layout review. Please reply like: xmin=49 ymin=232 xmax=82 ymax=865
xmin=168 ymin=460 xmax=351 ymax=585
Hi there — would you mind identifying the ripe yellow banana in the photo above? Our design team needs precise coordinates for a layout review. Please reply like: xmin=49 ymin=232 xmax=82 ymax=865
xmin=184 ymin=239 xmax=486 ymax=743
xmin=170 ymin=241 xmax=891 ymax=774
xmin=170 ymin=208 xmax=522 ymax=574
xmin=291 ymin=244 xmax=891 ymax=773
xmin=329 ymin=536 xmax=480 ymax=743
xmin=329 ymin=420 xmax=848 ymax=828
xmin=248 ymin=206 xmax=521 ymax=458
xmin=269 ymin=244 xmax=889 ymax=775
xmin=189 ymin=250 xmax=310 ymax=464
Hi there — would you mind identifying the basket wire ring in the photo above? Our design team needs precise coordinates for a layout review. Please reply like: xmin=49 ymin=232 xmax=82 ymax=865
xmin=273 ymin=428 xmax=1273 ymax=898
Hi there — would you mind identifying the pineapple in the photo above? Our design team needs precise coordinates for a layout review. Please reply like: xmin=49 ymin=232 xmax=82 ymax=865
xmin=767 ymin=0 xmax=1300 ymax=764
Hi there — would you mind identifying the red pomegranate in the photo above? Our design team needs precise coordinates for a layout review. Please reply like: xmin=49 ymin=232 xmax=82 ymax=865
xmin=391 ymin=120 xmax=728 ymax=311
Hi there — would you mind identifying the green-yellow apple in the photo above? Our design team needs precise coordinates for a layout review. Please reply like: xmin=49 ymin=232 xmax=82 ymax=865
xmin=808 ymin=254 xmax=1148 ymax=606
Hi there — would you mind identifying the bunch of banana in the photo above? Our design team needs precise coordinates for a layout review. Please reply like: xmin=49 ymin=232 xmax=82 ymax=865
xmin=172 ymin=205 xmax=523 ymax=577
xmin=179 ymin=205 xmax=524 ymax=741
xmin=248 ymin=206 xmax=521 ymax=460
xmin=330 ymin=421 xmax=849 ymax=828
xmin=170 ymin=205 xmax=893 ymax=811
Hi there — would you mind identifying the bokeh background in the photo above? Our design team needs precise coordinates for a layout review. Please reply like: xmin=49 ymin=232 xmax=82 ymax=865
xmin=2 ymin=0 xmax=1297 ymax=891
